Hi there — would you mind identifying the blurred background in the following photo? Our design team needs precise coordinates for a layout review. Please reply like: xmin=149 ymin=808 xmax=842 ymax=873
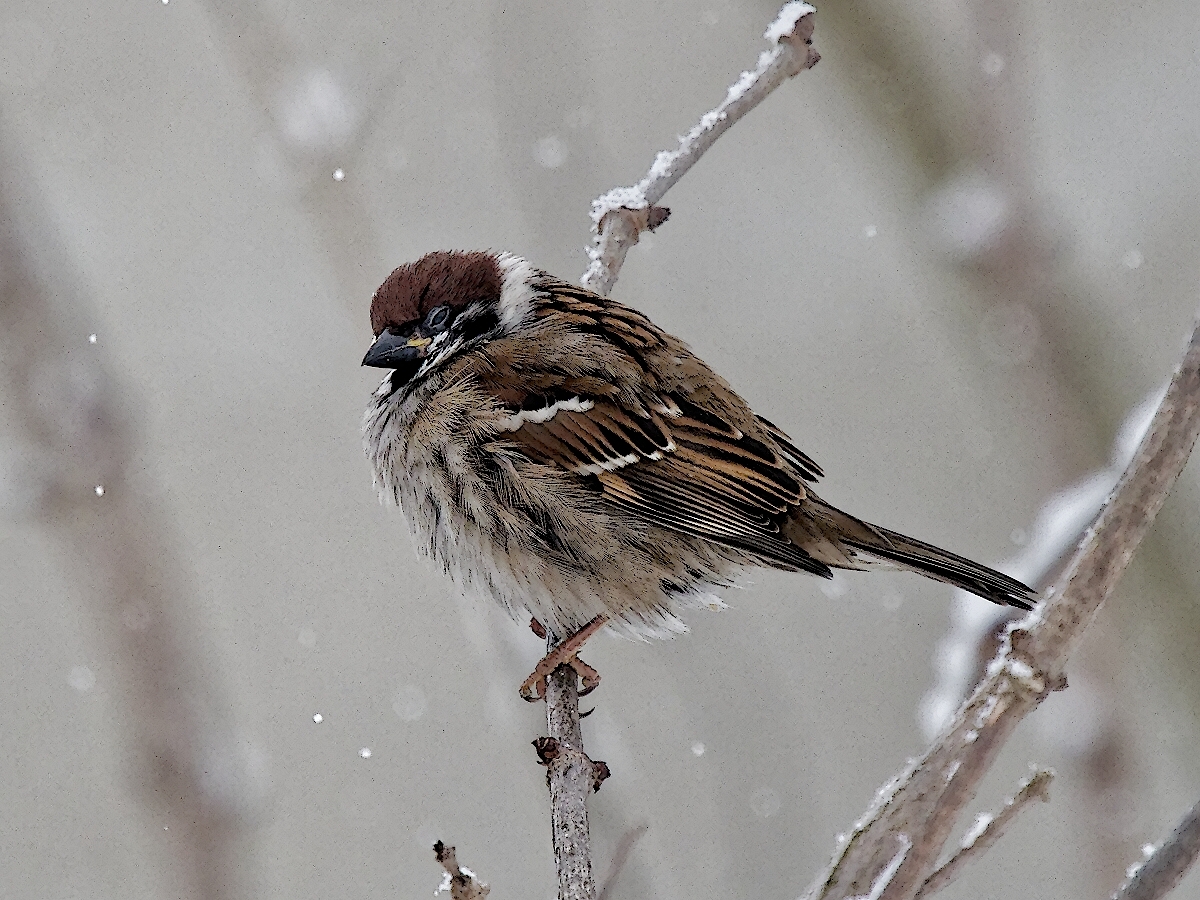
xmin=2 ymin=1 xmax=1199 ymax=898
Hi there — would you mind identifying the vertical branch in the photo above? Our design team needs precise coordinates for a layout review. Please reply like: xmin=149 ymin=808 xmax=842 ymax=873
xmin=552 ymin=4 xmax=820 ymax=897
xmin=544 ymin=655 xmax=596 ymax=900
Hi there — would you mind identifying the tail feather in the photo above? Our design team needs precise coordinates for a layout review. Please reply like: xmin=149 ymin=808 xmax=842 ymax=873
xmin=847 ymin=524 xmax=1035 ymax=610
xmin=796 ymin=499 xmax=1036 ymax=610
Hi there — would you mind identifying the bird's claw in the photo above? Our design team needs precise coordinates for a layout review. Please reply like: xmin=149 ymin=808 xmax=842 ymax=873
xmin=519 ymin=615 xmax=607 ymax=702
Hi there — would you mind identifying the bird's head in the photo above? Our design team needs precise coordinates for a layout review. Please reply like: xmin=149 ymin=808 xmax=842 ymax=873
xmin=362 ymin=250 xmax=539 ymax=386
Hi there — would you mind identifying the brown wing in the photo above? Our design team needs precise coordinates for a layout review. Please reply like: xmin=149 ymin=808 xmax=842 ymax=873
xmin=525 ymin=280 xmax=822 ymax=486
xmin=474 ymin=277 xmax=832 ymax=574
xmin=754 ymin=414 xmax=823 ymax=482
xmin=495 ymin=390 xmax=831 ymax=575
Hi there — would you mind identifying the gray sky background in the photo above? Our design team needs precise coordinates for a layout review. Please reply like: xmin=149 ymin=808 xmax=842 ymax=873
xmin=2 ymin=2 xmax=1200 ymax=898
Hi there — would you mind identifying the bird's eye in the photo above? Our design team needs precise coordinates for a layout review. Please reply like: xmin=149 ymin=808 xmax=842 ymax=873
xmin=424 ymin=305 xmax=452 ymax=331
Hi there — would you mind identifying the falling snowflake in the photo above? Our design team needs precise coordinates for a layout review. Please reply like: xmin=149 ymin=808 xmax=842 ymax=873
xmin=534 ymin=135 xmax=568 ymax=169
xmin=393 ymin=685 xmax=428 ymax=722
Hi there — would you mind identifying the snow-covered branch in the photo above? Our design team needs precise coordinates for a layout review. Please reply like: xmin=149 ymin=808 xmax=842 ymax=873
xmin=1112 ymin=797 xmax=1200 ymax=900
xmin=553 ymin=7 xmax=822 ymax=898
xmin=805 ymin=307 xmax=1200 ymax=900
xmin=434 ymin=841 xmax=491 ymax=900
xmin=581 ymin=2 xmax=821 ymax=296
xmin=914 ymin=769 xmax=1053 ymax=898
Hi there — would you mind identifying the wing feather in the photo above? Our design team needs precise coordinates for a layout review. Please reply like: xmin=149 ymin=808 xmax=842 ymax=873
xmin=477 ymin=281 xmax=828 ymax=572
xmin=755 ymin=414 xmax=823 ymax=481
xmin=598 ymin=468 xmax=829 ymax=573
xmin=496 ymin=390 xmax=826 ymax=572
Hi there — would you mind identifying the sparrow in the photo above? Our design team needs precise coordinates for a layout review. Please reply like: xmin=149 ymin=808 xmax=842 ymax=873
xmin=362 ymin=250 xmax=1035 ymax=699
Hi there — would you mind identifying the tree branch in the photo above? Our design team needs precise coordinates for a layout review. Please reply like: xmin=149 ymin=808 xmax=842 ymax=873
xmin=1112 ymin=797 xmax=1200 ymax=900
xmin=543 ymin=658 xmax=599 ymax=900
xmin=805 ymin=307 xmax=1200 ymax=900
xmin=915 ymin=769 xmax=1053 ymax=898
xmin=433 ymin=841 xmax=491 ymax=900
xmin=581 ymin=2 xmax=821 ymax=296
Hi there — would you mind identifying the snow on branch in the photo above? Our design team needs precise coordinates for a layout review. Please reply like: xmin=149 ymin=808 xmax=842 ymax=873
xmin=581 ymin=2 xmax=821 ymax=297
xmin=850 ymin=835 xmax=911 ymax=900
xmin=434 ymin=841 xmax=491 ymax=900
xmin=1112 ymin=797 xmax=1200 ymax=900
xmin=561 ymin=7 xmax=822 ymax=898
xmin=914 ymin=768 xmax=1053 ymax=898
xmin=804 ymin=307 xmax=1200 ymax=900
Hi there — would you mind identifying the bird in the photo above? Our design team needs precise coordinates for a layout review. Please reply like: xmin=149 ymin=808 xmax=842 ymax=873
xmin=361 ymin=250 xmax=1036 ymax=700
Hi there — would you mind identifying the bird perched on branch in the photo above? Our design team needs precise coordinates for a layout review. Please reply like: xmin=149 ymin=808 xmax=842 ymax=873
xmin=362 ymin=251 xmax=1036 ymax=700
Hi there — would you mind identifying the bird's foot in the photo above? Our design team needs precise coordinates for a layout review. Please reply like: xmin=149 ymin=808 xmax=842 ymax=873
xmin=519 ymin=615 xmax=607 ymax=702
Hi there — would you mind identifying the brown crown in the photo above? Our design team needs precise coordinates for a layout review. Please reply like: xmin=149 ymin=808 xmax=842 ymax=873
xmin=369 ymin=251 xmax=504 ymax=335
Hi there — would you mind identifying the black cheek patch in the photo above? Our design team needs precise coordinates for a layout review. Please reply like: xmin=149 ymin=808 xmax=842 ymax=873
xmin=458 ymin=309 xmax=501 ymax=343
xmin=389 ymin=360 xmax=423 ymax=391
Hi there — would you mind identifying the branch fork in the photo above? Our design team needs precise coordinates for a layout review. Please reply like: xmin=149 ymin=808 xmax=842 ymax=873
xmin=806 ymin=307 xmax=1200 ymax=899
xmin=914 ymin=769 xmax=1053 ymax=899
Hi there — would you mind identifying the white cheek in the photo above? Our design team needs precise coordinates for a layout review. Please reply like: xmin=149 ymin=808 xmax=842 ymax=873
xmin=494 ymin=253 xmax=540 ymax=329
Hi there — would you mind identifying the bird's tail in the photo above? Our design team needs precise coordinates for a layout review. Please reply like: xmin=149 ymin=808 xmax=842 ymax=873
xmin=790 ymin=497 xmax=1036 ymax=610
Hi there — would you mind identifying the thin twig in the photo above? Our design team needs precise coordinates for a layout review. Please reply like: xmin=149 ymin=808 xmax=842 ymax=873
xmin=805 ymin=305 xmax=1200 ymax=900
xmin=860 ymin=835 xmax=913 ymax=900
xmin=596 ymin=823 xmax=650 ymax=900
xmin=915 ymin=769 xmax=1053 ymax=898
xmin=433 ymin=841 xmax=491 ymax=900
xmin=581 ymin=2 xmax=821 ymax=296
xmin=1112 ymin=798 xmax=1200 ymax=900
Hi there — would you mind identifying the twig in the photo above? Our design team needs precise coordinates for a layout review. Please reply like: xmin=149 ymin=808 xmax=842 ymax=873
xmin=805 ymin=305 xmax=1200 ymax=900
xmin=915 ymin=769 xmax=1053 ymax=898
xmin=1112 ymin=798 xmax=1200 ymax=900
xmin=855 ymin=835 xmax=912 ymax=900
xmin=596 ymin=823 xmax=650 ymax=900
xmin=433 ymin=841 xmax=491 ymax=900
xmin=581 ymin=2 xmax=821 ymax=296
